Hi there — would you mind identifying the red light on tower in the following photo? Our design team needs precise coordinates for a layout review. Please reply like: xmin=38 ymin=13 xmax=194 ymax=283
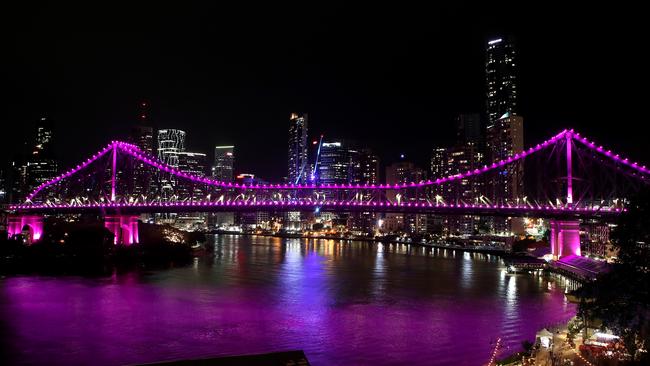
xmin=141 ymin=114 xmax=146 ymax=119
xmin=141 ymin=102 xmax=147 ymax=107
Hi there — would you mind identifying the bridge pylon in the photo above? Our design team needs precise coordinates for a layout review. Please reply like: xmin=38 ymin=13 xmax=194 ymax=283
xmin=104 ymin=215 xmax=139 ymax=245
xmin=6 ymin=214 xmax=44 ymax=244
xmin=549 ymin=219 xmax=581 ymax=259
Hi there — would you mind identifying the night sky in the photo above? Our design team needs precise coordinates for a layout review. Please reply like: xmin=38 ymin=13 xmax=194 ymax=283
xmin=1 ymin=3 xmax=647 ymax=180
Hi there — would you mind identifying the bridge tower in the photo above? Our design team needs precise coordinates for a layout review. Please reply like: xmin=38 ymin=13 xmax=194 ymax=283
xmin=104 ymin=215 xmax=139 ymax=245
xmin=6 ymin=215 xmax=44 ymax=244
xmin=549 ymin=219 xmax=581 ymax=259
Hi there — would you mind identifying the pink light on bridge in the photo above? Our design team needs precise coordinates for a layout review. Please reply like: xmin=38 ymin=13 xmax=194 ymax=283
xmin=104 ymin=215 xmax=139 ymax=245
xmin=19 ymin=128 xmax=648 ymax=208
xmin=6 ymin=215 xmax=44 ymax=243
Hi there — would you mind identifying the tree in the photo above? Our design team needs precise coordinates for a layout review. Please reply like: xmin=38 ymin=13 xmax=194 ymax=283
xmin=578 ymin=191 xmax=650 ymax=363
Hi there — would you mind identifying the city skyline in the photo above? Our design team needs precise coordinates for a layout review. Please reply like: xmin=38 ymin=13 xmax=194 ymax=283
xmin=2 ymin=5 xmax=648 ymax=366
xmin=2 ymin=3 xmax=646 ymax=181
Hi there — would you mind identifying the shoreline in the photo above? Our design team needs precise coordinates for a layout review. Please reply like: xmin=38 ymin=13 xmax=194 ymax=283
xmin=211 ymin=230 xmax=508 ymax=256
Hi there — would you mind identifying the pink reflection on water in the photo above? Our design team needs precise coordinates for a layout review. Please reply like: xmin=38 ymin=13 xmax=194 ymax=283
xmin=0 ymin=237 xmax=576 ymax=365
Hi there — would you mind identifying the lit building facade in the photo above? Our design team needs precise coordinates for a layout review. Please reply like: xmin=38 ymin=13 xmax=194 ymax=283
xmin=319 ymin=141 xmax=353 ymax=184
xmin=486 ymin=113 xmax=524 ymax=203
xmin=157 ymin=129 xmax=186 ymax=199
xmin=486 ymin=37 xmax=523 ymax=235
xmin=210 ymin=145 xmax=235 ymax=227
xmin=287 ymin=113 xmax=308 ymax=184
xmin=212 ymin=145 xmax=234 ymax=182
xmin=25 ymin=118 xmax=58 ymax=201
xmin=385 ymin=161 xmax=427 ymax=234
xmin=177 ymin=151 xmax=207 ymax=200
xmin=130 ymin=102 xmax=155 ymax=196
xmin=486 ymin=37 xmax=517 ymax=128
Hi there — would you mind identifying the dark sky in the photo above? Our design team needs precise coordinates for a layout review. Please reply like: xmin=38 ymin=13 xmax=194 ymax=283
xmin=1 ymin=2 xmax=647 ymax=180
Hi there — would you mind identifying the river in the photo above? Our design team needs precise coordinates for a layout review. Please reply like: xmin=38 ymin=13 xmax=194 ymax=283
xmin=0 ymin=235 xmax=576 ymax=365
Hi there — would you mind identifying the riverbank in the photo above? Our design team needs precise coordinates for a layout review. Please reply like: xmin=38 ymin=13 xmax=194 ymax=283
xmin=212 ymin=230 xmax=509 ymax=256
xmin=0 ymin=221 xmax=200 ymax=275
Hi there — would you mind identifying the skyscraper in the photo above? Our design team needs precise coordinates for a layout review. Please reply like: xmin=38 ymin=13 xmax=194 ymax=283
xmin=456 ymin=113 xmax=483 ymax=144
xmin=486 ymin=112 xmax=524 ymax=202
xmin=177 ymin=151 xmax=208 ymax=200
xmin=385 ymin=161 xmax=427 ymax=233
xmin=354 ymin=149 xmax=380 ymax=185
xmin=131 ymin=102 xmax=155 ymax=196
xmin=157 ymin=129 xmax=186 ymax=166
xmin=131 ymin=102 xmax=155 ymax=154
xmin=176 ymin=151 xmax=208 ymax=230
xmin=287 ymin=113 xmax=308 ymax=184
xmin=318 ymin=141 xmax=353 ymax=185
xmin=157 ymin=129 xmax=186 ymax=198
xmin=25 ymin=118 xmax=58 ymax=201
xmin=210 ymin=145 xmax=235 ymax=227
xmin=212 ymin=146 xmax=235 ymax=182
xmin=486 ymin=37 xmax=517 ymax=127
xmin=486 ymin=37 xmax=523 ymax=234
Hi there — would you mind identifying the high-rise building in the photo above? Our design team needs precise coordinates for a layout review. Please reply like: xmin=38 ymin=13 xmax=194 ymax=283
xmin=157 ymin=129 xmax=186 ymax=199
xmin=234 ymin=174 xmax=271 ymax=229
xmin=287 ymin=113 xmax=308 ymax=184
xmin=25 ymin=118 xmax=58 ymax=201
xmin=177 ymin=151 xmax=207 ymax=200
xmin=130 ymin=102 xmax=155 ymax=197
xmin=0 ymin=169 xmax=6 ymax=203
xmin=486 ymin=37 xmax=523 ymax=235
xmin=486 ymin=37 xmax=517 ymax=128
xmin=157 ymin=129 xmax=186 ymax=166
xmin=212 ymin=146 xmax=234 ymax=182
xmin=456 ymin=113 xmax=483 ymax=145
xmin=354 ymin=149 xmax=380 ymax=185
xmin=131 ymin=102 xmax=155 ymax=154
xmin=486 ymin=113 xmax=524 ymax=203
xmin=209 ymin=145 xmax=235 ymax=227
xmin=385 ymin=161 xmax=427 ymax=233
xmin=348 ymin=148 xmax=379 ymax=234
xmin=319 ymin=141 xmax=354 ymax=185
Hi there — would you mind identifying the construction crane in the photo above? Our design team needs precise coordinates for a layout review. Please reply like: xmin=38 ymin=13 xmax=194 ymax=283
xmin=310 ymin=134 xmax=324 ymax=183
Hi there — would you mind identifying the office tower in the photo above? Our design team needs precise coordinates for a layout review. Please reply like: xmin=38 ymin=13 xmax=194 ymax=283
xmin=174 ymin=151 xmax=208 ymax=230
xmin=177 ymin=151 xmax=208 ymax=200
xmin=486 ymin=37 xmax=523 ymax=235
xmin=131 ymin=102 xmax=155 ymax=154
xmin=430 ymin=147 xmax=449 ymax=197
xmin=287 ymin=113 xmax=308 ymax=184
xmin=318 ymin=141 xmax=354 ymax=185
xmin=209 ymin=145 xmax=235 ymax=227
xmin=157 ymin=129 xmax=186 ymax=166
xmin=456 ymin=113 xmax=483 ymax=144
xmin=354 ymin=149 xmax=380 ymax=185
xmin=486 ymin=37 xmax=518 ymax=128
xmin=212 ymin=146 xmax=234 ymax=182
xmin=130 ymin=102 xmax=155 ymax=197
xmin=0 ymin=169 xmax=5 ymax=203
xmin=234 ymin=174 xmax=270 ymax=229
xmin=487 ymin=113 xmax=524 ymax=203
xmin=157 ymin=129 xmax=186 ymax=199
xmin=385 ymin=161 xmax=427 ymax=234
xmin=25 ymin=118 xmax=58 ymax=201
xmin=348 ymin=148 xmax=379 ymax=234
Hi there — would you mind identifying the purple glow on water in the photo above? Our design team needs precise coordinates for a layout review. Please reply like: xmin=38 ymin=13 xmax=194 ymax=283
xmin=0 ymin=236 xmax=576 ymax=365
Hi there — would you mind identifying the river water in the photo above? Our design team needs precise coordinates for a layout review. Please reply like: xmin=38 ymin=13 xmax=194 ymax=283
xmin=0 ymin=235 xmax=576 ymax=365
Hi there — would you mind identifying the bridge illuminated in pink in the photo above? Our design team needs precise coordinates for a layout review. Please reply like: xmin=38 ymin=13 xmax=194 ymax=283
xmin=23 ymin=129 xmax=649 ymax=200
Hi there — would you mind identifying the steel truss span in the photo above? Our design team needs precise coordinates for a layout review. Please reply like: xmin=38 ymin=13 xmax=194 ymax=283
xmin=11 ymin=129 xmax=649 ymax=219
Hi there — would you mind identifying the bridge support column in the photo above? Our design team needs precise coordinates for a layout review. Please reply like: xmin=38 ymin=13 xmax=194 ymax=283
xmin=549 ymin=219 xmax=581 ymax=259
xmin=7 ymin=215 xmax=44 ymax=244
xmin=104 ymin=215 xmax=139 ymax=245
